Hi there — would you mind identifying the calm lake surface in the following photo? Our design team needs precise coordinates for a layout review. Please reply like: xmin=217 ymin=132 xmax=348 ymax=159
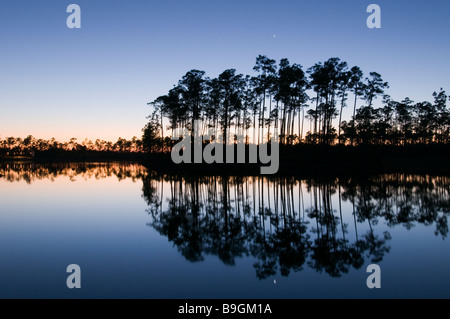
xmin=0 ymin=162 xmax=449 ymax=299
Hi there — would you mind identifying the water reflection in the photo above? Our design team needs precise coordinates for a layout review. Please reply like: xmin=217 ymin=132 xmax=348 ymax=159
xmin=0 ymin=162 xmax=146 ymax=183
xmin=1 ymin=163 xmax=449 ymax=280
xmin=142 ymin=174 xmax=450 ymax=279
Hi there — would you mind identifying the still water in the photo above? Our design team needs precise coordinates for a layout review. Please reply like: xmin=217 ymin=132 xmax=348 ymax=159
xmin=0 ymin=162 xmax=449 ymax=299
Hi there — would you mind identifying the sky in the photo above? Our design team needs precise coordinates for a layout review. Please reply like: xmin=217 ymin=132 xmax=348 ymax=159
xmin=0 ymin=0 xmax=449 ymax=142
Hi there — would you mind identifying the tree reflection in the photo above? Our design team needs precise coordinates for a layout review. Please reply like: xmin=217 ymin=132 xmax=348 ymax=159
xmin=2 ymin=164 xmax=449 ymax=279
xmin=142 ymin=173 xmax=450 ymax=279
xmin=0 ymin=162 xmax=146 ymax=183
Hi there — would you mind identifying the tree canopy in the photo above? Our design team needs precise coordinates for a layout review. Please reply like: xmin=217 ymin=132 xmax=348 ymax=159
xmin=144 ymin=55 xmax=449 ymax=152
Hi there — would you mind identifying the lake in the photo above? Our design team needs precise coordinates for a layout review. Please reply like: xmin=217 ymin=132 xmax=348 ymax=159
xmin=0 ymin=162 xmax=449 ymax=299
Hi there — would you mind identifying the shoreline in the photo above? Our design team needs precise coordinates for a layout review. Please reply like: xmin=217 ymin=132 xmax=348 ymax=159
xmin=1 ymin=144 xmax=449 ymax=176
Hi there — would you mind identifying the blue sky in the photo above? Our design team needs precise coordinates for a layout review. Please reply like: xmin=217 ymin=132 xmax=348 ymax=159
xmin=0 ymin=0 xmax=449 ymax=141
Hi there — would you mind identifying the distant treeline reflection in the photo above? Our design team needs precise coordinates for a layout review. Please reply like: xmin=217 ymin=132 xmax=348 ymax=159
xmin=0 ymin=162 xmax=146 ymax=183
xmin=142 ymin=173 xmax=450 ymax=279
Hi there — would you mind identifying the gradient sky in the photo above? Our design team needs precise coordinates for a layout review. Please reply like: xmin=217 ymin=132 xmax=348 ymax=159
xmin=0 ymin=0 xmax=449 ymax=142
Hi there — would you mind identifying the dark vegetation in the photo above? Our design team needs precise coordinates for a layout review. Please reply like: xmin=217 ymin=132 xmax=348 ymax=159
xmin=2 ymin=55 xmax=449 ymax=173
xmin=144 ymin=55 xmax=450 ymax=150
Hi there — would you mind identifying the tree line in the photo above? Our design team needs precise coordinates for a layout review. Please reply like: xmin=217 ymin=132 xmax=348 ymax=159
xmin=3 ymin=54 xmax=448 ymax=158
xmin=0 ymin=135 xmax=144 ymax=156
xmin=144 ymin=55 xmax=450 ymax=151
